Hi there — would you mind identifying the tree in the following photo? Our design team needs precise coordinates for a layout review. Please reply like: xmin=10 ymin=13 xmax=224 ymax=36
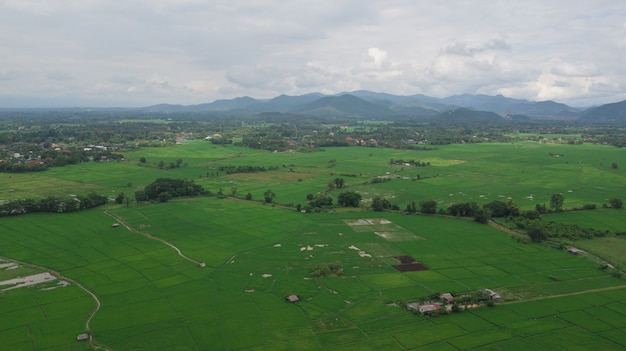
xmin=115 ymin=192 xmax=125 ymax=204
xmin=326 ymin=179 xmax=336 ymax=191
xmin=139 ymin=157 xmax=147 ymax=163
xmin=158 ymin=160 xmax=165 ymax=169
xmin=372 ymin=197 xmax=392 ymax=211
xmin=535 ymin=203 xmax=547 ymax=214
xmin=135 ymin=190 xmax=148 ymax=202
xmin=337 ymin=191 xmax=362 ymax=207
xmin=420 ymin=199 xmax=437 ymax=214
xmin=309 ymin=193 xmax=333 ymax=208
xmin=527 ymin=223 xmax=548 ymax=242
xmin=334 ymin=177 xmax=345 ymax=189
xmin=157 ymin=191 xmax=172 ymax=202
xmin=611 ymin=162 xmax=618 ymax=170
xmin=483 ymin=200 xmax=518 ymax=218
xmin=263 ymin=189 xmax=275 ymax=203
xmin=609 ymin=197 xmax=623 ymax=209
xmin=550 ymin=193 xmax=564 ymax=212
xmin=473 ymin=208 xmax=490 ymax=223
xmin=245 ymin=192 xmax=253 ymax=200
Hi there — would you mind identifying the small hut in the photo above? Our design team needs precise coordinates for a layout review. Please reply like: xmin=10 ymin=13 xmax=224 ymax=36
xmin=285 ymin=294 xmax=300 ymax=303
xmin=76 ymin=333 xmax=90 ymax=341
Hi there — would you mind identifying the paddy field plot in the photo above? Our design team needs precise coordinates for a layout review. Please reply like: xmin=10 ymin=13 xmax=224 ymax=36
xmin=1 ymin=198 xmax=626 ymax=350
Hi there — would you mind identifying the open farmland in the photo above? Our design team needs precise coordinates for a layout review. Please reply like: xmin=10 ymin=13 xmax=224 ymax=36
xmin=1 ymin=197 xmax=626 ymax=350
xmin=2 ymin=141 xmax=625 ymax=212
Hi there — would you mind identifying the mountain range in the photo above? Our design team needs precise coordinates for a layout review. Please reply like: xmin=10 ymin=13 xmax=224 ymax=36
xmin=144 ymin=91 xmax=626 ymax=122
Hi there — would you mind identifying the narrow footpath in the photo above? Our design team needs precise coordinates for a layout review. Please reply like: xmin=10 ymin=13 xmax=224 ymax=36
xmin=104 ymin=211 xmax=207 ymax=267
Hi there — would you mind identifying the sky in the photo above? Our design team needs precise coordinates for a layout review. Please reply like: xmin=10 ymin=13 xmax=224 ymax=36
xmin=1 ymin=0 xmax=625 ymax=108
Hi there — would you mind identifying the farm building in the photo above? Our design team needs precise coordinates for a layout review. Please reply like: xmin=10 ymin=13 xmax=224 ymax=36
xmin=439 ymin=293 xmax=454 ymax=303
xmin=407 ymin=302 xmax=441 ymax=314
xmin=568 ymin=248 xmax=585 ymax=255
xmin=111 ymin=223 xmax=119 ymax=228
xmin=482 ymin=288 xmax=501 ymax=300
xmin=285 ymin=294 xmax=300 ymax=303
xmin=76 ymin=333 xmax=90 ymax=341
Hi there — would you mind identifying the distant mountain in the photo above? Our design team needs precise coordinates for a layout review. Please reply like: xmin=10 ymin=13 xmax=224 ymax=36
xmin=289 ymin=94 xmax=397 ymax=118
xmin=439 ymin=94 xmax=579 ymax=116
xmin=261 ymin=93 xmax=324 ymax=112
xmin=140 ymin=91 xmax=626 ymax=122
xmin=194 ymin=96 xmax=260 ymax=111
xmin=581 ymin=100 xmax=626 ymax=121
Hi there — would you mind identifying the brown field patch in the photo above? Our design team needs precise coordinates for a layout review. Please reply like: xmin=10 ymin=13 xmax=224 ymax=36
xmin=392 ymin=256 xmax=429 ymax=272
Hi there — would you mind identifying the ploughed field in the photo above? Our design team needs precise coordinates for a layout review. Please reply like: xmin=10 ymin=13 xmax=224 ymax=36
xmin=1 ymin=141 xmax=626 ymax=350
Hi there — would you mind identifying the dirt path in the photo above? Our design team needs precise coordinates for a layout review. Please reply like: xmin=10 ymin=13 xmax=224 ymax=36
xmin=487 ymin=220 xmax=529 ymax=239
xmin=0 ymin=256 xmax=113 ymax=351
xmin=500 ymin=284 xmax=626 ymax=305
xmin=104 ymin=211 xmax=206 ymax=267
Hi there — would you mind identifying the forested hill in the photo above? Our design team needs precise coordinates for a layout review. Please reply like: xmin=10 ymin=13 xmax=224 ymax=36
xmin=581 ymin=100 xmax=626 ymax=122
xmin=141 ymin=91 xmax=626 ymax=122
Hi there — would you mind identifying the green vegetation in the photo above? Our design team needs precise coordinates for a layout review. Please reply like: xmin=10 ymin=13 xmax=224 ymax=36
xmin=1 ymin=113 xmax=626 ymax=350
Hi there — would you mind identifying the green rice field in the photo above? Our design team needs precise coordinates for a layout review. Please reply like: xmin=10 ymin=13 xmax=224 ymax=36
xmin=1 ymin=141 xmax=626 ymax=350
xmin=1 ymin=198 xmax=625 ymax=350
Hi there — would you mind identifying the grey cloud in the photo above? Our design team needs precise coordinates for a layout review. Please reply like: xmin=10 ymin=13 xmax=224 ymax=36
xmin=442 ymin=39 xmax=511 ymax=57
xmin=47 ymin=72 xmax=73 ymax=81
xmin=0 ymin=69 xmax=18 ymax=80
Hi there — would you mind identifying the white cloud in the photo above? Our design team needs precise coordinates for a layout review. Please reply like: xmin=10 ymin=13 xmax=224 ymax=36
xmin=367 ymin=48 xmax=388 ymax=68
xmin=0 ymin=1 xmax=624 ymax=106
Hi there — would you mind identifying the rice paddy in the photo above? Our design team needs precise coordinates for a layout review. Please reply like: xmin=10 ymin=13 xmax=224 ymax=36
xmin=1 ymin=141 xmax=625 ymax=350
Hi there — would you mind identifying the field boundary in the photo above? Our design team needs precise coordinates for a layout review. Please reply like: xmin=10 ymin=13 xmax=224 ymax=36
xmin=104 ymin=210 xmax=207 ymax=267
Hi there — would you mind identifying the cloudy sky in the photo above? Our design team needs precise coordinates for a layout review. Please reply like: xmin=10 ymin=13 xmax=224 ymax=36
xmin=1 ymin=0 xmax=625 ymax=107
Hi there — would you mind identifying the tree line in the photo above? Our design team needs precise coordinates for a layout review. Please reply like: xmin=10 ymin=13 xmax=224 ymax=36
xmin=0 ymin=192 xmax=108 ymax=216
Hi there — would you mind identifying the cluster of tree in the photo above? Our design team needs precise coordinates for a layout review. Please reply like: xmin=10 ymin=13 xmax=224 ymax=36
xmin=389 ymin=159 xmax=431 ymax=167
xmin=310 ymin=262 xmax=343 ymax=277
xmin=236 ymin=133 xmax=290 ymax=151
xmin=0 ymin=145 xmax=124 ymax=173
xmin=415 ymin=196 xmax=623 ymax=241
xmin=135 ymin=178 xmax=207 ymax=202
xmin=327 ymin=177 xmax=345 ymax=190
xmin=156 ymin=158 xmax=184 ymax=170
xmin=0 ymin=193 xmax=107 ymax=216
xmin=218 ymin=165 xmax=278 ymax=174
xmin=208 ymin=137 xmax=233 ymax=145
xmin=0 ymin=161 xmax=48 ymax=173
xmin=337 ymin=191 xmax=362 ymax=207
xmin=372 ymin=197 xmax=398 ymax=211
xmin=514 ymin=218 xmax=610 ymax=241
xmin=306 ymin=193 xmax=333 ymax=209
xmin=370 ymin=176 xmax=392 ymax=184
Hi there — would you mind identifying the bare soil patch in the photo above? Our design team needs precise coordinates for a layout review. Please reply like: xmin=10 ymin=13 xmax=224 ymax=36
xmin=392 ymin=256 xmax=429 ymax=272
